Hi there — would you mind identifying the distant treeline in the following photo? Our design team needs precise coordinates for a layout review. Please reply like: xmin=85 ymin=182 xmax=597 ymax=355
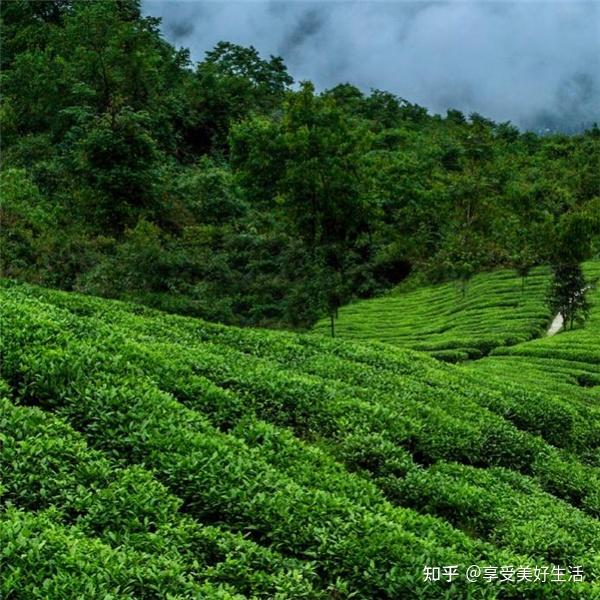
xmin=2 ymin=0 xmax=599 ymax=328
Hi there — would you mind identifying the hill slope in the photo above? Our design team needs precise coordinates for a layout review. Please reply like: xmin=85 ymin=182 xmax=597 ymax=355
xmin=313 ymin=266 xmax=553 ymax=361
xmin=1 ymin=281 xmax=599 ymax=598
xmin=467 ymin=261 xmax=600 ymax=407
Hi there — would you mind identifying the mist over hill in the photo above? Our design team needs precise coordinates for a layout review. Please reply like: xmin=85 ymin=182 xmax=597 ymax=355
xmin=143 ymin=0 xmax=600 ymax=132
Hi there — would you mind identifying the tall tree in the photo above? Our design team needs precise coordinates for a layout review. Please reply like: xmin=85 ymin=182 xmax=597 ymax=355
xmin=548 ymin=263 xmax=589 ymax=331
xmin=232 ymin=82 xmax=374 ymax=322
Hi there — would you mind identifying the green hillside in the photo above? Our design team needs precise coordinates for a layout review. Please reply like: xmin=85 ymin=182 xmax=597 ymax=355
xmin=468 ymin=261 xmax=600 ymax=406
xmin=2 ymin=0 xmax=599 ymax=330
xmin=2 ymin=281 xmax=600 ymax=598
xmin=2 ymin=2 xmax=600 ymax=598
xmin=313 ymin=266 xmax=553 ymax=361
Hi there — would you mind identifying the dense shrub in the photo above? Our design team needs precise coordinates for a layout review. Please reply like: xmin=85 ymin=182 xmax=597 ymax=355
xmin=1 ymin=281 xmax=599 ymax=597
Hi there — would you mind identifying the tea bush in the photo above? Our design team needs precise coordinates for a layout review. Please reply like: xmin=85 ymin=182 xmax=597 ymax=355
xmin=312 ymin=267 xmax=552 ymax=358
xmin=1 ymin=280 xmax=599 ymax=598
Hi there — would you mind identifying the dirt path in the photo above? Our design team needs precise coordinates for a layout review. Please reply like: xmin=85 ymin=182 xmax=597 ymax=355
xmin=547 ymin=312 xmax=563 ymax=336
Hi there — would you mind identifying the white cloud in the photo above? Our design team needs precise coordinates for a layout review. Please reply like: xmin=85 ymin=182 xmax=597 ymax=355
xmin=143 ymin=0 xmax=600 ymax=130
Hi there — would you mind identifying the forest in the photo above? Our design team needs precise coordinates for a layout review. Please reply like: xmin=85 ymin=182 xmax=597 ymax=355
xmin=2 ymin=0 xmax=599 ymax=329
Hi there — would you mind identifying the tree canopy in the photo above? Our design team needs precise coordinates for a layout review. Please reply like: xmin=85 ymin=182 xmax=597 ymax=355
xmin=1 ymin=0 xmax=599 ymax=328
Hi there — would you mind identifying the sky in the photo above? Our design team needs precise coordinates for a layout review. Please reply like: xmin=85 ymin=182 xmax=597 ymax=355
xmin=142 ymin=0 xmax=600 ymax=131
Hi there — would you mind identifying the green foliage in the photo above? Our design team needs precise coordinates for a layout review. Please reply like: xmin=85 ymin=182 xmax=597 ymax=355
xmin=0 ymin=168 xmax=55 ymax=279
xmin=471 ymin=260 xmax=600 ymax=415
xmin=190 ymin=41 xmax=293 ymax=153
xmin=1 ymin=281 xmax=600 ymax=597
xmin=2 ymin=0 xmax=598 ymax=327
xmin=313 ymin=266 xmax=552 ymax=358
xmin=68 ymin=107 xmax=161 ymax=227
xmin=1 ymin=5 xmax=599 ymax=593
xmin=0 ymin=398 xmax=322 ymax=598
xmin=548 ymin=263 xmax=590 ymax=331
xmin=0 ymin=508 xmax=242 ymax=599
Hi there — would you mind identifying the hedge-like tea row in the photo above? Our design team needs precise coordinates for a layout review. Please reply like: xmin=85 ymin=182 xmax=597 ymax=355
xmin=0 ymin=508 xmax=240 ymax=599
xmin=232 ymin=418 xmax=600 ymax=575
xmin=312 ymin=266 xmax=552 ymax=359
xmin=0 ymin=396 xmax=323 ymax=599
xmin=1 ymin=282 xmax=598 ymax=597
xmin=56 ymin=313 xmax=599 ymax=517
xmin=2 ymin=378 xmax=508 ymax=596
xmin=13 ymin=280 xmax=598 ymax=489
xmin=4 ymin=286 xmax=590 ymax=524
xmin=39 ymin=282 xmax=596 ymax=459
xmin=0 ymin=293 xmax=555 ymax=598
xmin=470 ymin=261 xmax=600 ymax=418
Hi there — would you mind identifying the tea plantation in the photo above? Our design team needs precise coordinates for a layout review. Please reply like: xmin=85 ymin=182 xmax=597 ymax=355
xmin=313 ymin=266 xmax=553 ymax=361
xmin=2 ymin=278 xmax=600 ymax=598
xmin=468 ymin=260 xmax=600 ymax=408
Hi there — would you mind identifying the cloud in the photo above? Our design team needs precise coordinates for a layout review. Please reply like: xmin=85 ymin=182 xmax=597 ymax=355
xmin=142 ymin=0 xmax=600 ymax=131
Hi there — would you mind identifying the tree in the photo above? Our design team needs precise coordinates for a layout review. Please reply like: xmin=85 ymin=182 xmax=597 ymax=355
xmin=204 ymin=42 xmax=292 ymax=95
xmin=189 ymin=42 xmax=293 ymax=153
xmin=277 ymin=83 xmax=370 ymax=247
xmin=275 ymin=83 xmax=374 ymax=321
xmin=0 ymin=168 xmax=52 ymax=280
xmin=231 ymin=82 xmax=375 ymax=323
xmin=2 ymin=0 xmax=598 ymax=331
xmin=548 ymin=263 xmax=589 ymax=331
xmin=69 ymin=106 xmax=160 ymax=229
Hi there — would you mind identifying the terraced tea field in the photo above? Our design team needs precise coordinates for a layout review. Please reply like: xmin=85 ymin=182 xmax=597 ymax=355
xmin=313 ymin=266 xmax=552 ymax=361
xmin=2 ymin=279 xmax=599 ymax=598
xmin=468 ymin=261 xmax=600 ymax=408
